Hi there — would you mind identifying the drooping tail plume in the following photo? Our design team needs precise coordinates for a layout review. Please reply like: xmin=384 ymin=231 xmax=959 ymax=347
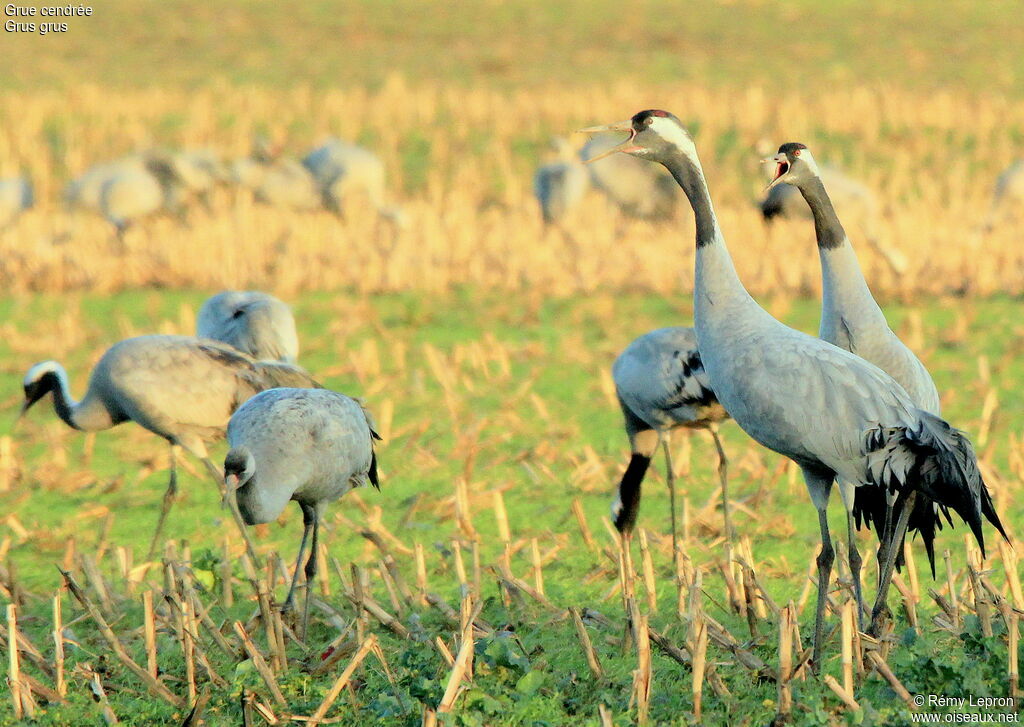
xmin=856 ymin=411 xmax=1007 ymax=575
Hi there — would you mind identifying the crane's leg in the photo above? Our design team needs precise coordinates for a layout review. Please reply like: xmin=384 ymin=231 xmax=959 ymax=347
xmin=869 ymin=490 xmax=917 ymax=637
xmin=146 ymin=443 xmax=180 ymax=560
xmin=838 ymin=481 xmax=865 ymax=631
xmin=846 ymin=510 xmax=865 ymax=632
xmin=802 ymin=468 xmax=834 ymax=674
xmin=301 ymin=505 xmax=321 ymax=640
xmin=198 ymin=455 xmax=260 ymax=567
xmin=710 ymin=426 xmax=731 ymax=541
xmin=812 ymin=506 xmax=835 ymax=674
xmin=283 ymin=503 xmax=315 ymax=615
xmin=661 ymin=433 xmax=679 ymax=565
xmin=876 ymin=488 xmax=897 ymax=588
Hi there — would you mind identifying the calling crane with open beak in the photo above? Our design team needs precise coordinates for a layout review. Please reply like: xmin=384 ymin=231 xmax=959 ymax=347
xmin=576 ymin=121 xmax=641 ymax=163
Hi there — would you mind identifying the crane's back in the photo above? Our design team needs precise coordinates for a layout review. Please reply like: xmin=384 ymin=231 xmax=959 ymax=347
xmin=229 ymin=388 xmax=376 ymax=517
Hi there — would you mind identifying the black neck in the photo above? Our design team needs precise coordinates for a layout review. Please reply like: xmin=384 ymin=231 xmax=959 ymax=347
xmin=662 ymin=152 xmax=717 ymax=247
xmin=796 ymin=177 xmax=846 ymax=249
xmin=45 ymin=372 xmax=80 ymax=430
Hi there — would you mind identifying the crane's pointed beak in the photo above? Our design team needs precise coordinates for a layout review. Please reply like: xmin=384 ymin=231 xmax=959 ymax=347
xmin=762 ymin=153 xmax=790 ymax=191
xmin=223 ymin=473 xmax=239 ymax=508
xmin=577 ymin=121 xmax=640 ymax=163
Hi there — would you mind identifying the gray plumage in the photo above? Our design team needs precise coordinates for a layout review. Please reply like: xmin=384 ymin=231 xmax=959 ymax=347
xmin=64 ymin=155 xmax=148 ymax=212
xmin=225 ymin=387 xmax=380 ymax=634
xmin=982 ymin=160 xmax=1024 ymax=231
xmin=19 ymin=334 xmax=321 ymax=558
xmin=533 ymin=138 xmax=589 ymax=225
xmin=768 ymin=145 xmax=940 ymax=412
xmin=98 ymin=154 xmax=183 ymax=238
xmin=231 ymin=156 xmax=322 ymax=211
xmin=611 ymin=327 xmax=729 ymax=545
xmin=303 ymin=138 xmax=405 ymax=225
xmin=582 ymin=109 xmax=1005 ymax=669
xmin=0 ymin=176 xmax=33 ymax=229
xmin=170 ymin=149 xmax=228 ymax=209
xmin=582 ymin=135 xmax=678 ymax=220
xmin=196 ymin=291 xmax=300 ymax=364
xmin=767 ymin=142 xmax=945 ymax=568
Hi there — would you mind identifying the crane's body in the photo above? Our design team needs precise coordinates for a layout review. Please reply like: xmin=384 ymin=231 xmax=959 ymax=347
xmin=766 ymin=145 xmax=939 ymax=414
xmin=20 ymin=334 xmax=320 ymax=558
xmin=226 ymin=387 xmax=380 ymax=635
xmin=0 ymin=176 xmax=33 ymax=229
xmin=303 ymin=138 xmax=404 ymax=224
xmin=611 ymin=327 xmax=729 ymax=545
xmin=767 ymin=143 xmax=943 ymax=567
xmin=533 ymin=138 xmax=589 ymax=225
xmin=583 ymin=135 xmax=677 ymax=220
xmin=983 ymin=160 xmax=1024 ymax=230
xmin=580 ymin=110 xmax=1005 ymax=669
xmin=197 ymin=291 xmax=300 ymax=364
xmin=231 ymin=150 xmax=322 ymax=211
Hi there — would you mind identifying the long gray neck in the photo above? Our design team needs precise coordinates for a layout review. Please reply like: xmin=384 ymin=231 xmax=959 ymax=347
xmin=796 ymin=176 xmax=846 ymax=249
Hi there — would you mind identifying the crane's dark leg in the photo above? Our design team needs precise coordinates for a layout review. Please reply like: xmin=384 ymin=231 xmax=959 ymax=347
xmin=301 ymin=506 xmax=321 ymax=640
xmin=146 ymin=443 xmax=179 ymax=560
xmin=802 ymin=466 xmax=835 ymax=674
xmin=846 ymin=509 xmax=865 ymax=632
xmin=869 ymin=490 xmax=917 ymax=637
xmin=200 ymin=456 xmax=260 ymax=567
xmin=661 ymin=435 xmax=679 ymax=564
xmin=812 ymin=506 xmax=835 ymax=674
xmin=283 ymin=503 xmax=315 ymax=615
xmin=710 ymin=426 xmax=731 ymax=541
xmin=876 ymin=489 xmax=897 ymax=588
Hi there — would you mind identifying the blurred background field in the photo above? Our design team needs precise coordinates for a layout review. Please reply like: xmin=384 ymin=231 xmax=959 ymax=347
xmin=2 ymin=1 xmax=1024 ymax=725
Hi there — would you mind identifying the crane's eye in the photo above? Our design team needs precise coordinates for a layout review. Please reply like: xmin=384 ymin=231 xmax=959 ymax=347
xmin=793 ymin=149 xmax=802 ymax=157
xmin=645 ymin=116 xmax=654 ymax=126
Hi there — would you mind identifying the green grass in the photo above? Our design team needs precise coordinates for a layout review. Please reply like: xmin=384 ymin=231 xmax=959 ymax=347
xmin=4 ymin=0 xmax=1024 ymax=95
xmin=1 ymin=290 xmax=1021 ymax=725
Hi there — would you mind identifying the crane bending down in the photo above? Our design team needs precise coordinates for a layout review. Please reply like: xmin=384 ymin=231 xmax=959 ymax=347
xmin=19 ymin=335 xmax=321 ymax=560
xmin=533 ymin=137 xmax=590 ymax=226
xmin=224 ymin=387 xmax=380 ymax=637
xmin=197 ymin=291 xmax=300 ymax=364
xmin=580 ymin=110 xmax=1006 ymax=668
xmin=765 ymin=143 xmax=947 ymax=610
xmin=611 ymin=327 xmax=730 ymax=555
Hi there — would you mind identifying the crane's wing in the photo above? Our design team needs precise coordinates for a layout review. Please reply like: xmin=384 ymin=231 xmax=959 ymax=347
xmin=711 ymin=329 xmax=917 ymax=475
xmin=613 ymin=328 xmax=717 ymax=429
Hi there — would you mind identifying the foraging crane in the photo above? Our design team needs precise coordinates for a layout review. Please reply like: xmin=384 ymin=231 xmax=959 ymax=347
xmin=582 ymin=135 xmax=678 ymax=221
xmin=230 ymin=139 xmax=322 ymax=211
xmin=765 ymin=142 xmax=944 ymax=577
xmin=981 ymin=160 xmax=1024 ymax=231
xmin=611 ymin=327 xmax=730 ymax=556
xmin=533 ymin=137 xmax=590 ymax=225
xmin=303 ymin=138 xmax=405 ymax=226
xmin=99 ymin=154 xmax=183 ymax=239
xmin=224 ymin=387 xmax=380 ymax=636
xmin=580 ymin=110 xmax=1005 ymax=668
xmin=196 ymin=291 xmax=300 ymax=364
xmin=19 ymin=335 xmax=321 ymax=560
xmin=0 ymin=176 xmax=33 ymax=230
xmin=171 ymin=149 xmax=228 ymax=211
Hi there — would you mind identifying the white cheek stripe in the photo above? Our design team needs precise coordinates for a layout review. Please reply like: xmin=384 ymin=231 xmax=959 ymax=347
xmin=648 ymin=116 xmax=696 ymax=154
